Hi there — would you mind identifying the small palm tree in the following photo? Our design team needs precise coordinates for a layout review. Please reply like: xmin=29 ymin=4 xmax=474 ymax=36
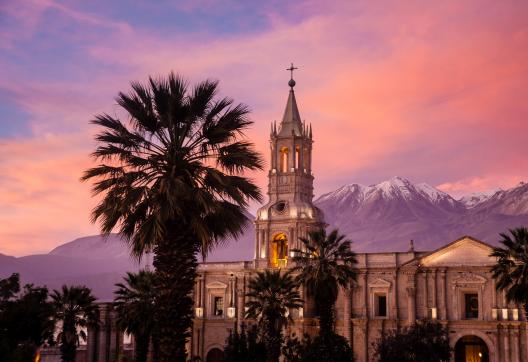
xmin=51 ymin=285 xmax=98 ymax=362
xmin=292 ymin=228 xmax=358 ymax=337
xmin=82 ymin=73 xmax=262 ymax=361
xmin=245 ymin=269 xmax=303 ymax=362
xmin=491 ymin=227 xmax=528 ymax=317
xmin=114 ymin=270 xmax=157 ymax=362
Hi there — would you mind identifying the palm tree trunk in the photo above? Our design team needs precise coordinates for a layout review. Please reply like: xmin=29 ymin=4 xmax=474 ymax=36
xmin=153 ymin=225 xmax=199 ymax=362
xmin=263 ymin=319 xmax=281 ymax=362
xmin=60 ymin=319 xmax=77 ymax=362
xmin=316 ymin=298 xmax=335 ymax=337
xmin=135 ymin=333 xmax=150 ymax=362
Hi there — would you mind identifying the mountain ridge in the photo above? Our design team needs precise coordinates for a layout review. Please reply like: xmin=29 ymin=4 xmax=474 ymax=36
xmin=1 ymin=177 xmax=526 ymax=300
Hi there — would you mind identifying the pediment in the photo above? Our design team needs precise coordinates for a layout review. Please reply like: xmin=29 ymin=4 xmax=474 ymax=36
xmin=420 ymin=236 xmax=496 ymax=267
xmin=368 ymin=278 xmax=391 ymax=288
xmin=206 ymin=281 xmax=228 ymax=289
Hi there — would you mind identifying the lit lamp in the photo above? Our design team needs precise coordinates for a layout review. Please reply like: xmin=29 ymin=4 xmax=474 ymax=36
xmin=290 ymin=251 xmax=295 ymax=258
xmin=502 ymin=308 xmax=508 ymax=320
xmin=227 ymin=307 xmax=236 ymax=318
xmin=431 ymin=307 xmax=437 ymax=320
xmin=195 ymin=307 xmax=203 ymax=318
xmin=298 ymin=307 xmax=304 ymax=319
xmin=492 ymin=308 xmax=498 ymax=320
xmin=512 ymin=309 xmax=519 ymax=321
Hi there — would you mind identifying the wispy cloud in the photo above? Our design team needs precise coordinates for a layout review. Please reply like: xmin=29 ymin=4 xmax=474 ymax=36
xmin=0 ymin=0 xmax=527 ymax=255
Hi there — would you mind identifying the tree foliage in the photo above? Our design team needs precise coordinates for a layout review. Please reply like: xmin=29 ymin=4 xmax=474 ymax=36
xmin=283 ymin=332 xmax=353 ymax=362
xmin=245 ymin=269 xmax=303 ymax=362
xmin=0 ymin=273 xmax=54 ymax=361
xmin=491 ymin=227 xmax=528 ymax=316
xmin=373 ymin=320 xmax=451 ymax=362
xmin=83 ymin=72 xmax=262 ymax=361
xmin=114 ymin=270 xmax=158 ymax=362
xmin=51 ymin=285 xmax=98 ymax=362
xmin=292 ymin=228 xmax=358 ymax=336
xmin=224 ymin=324 xmax=266 ymax=362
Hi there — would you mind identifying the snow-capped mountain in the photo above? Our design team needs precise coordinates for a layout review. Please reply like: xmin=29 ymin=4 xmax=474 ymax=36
xmin=459 ymin=189 xmax=502 ymax=208
xmin=314 ymin=177 xmax=527 ymax=252
xmin=471 ymin=182 xmax=528 ymax=215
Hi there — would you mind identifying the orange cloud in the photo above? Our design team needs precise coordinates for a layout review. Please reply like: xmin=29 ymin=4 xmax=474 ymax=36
xmin=1 ymin=0 xmax=527 ymax=255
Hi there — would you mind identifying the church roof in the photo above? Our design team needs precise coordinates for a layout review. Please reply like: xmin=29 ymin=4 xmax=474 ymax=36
xmin=278 ymin=88 xmax=303 ymax=137
xmin=401 ymin=235 xmax=496 ymax=268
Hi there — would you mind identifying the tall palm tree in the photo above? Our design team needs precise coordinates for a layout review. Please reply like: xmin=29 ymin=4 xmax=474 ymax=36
xmin=82 ymin=73 xmax=262 ymax=361
xmin=245 ymin=269 xmax=303 ymax=362
xmin=491 ymin=227 xmax=528 ymax=317
xmin=292 ymin=228 xmax=358 ymax=337
xmin=114 ymin=270 xmax=157 ymax=362
xmin=51 ymin=285 xmax=98 ymax=362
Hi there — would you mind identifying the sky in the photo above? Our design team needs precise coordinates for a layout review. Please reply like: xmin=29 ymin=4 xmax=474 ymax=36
xmin=1 ymin=0 xmax=527 ymax=256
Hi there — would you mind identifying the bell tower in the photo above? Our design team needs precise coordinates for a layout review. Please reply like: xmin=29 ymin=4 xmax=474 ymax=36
xmin=254 ymin=65 xmax=325 ymax=268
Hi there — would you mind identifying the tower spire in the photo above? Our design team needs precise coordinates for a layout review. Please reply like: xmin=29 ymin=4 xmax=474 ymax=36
xmin=278 ymin=63 xmax=302 ymax=136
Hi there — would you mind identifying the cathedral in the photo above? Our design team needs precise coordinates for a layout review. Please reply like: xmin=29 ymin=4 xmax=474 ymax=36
xmin=189 ymin=75 xmax=528 ymax=362
xmin=42 ymin=75 xmax=527 ymax=362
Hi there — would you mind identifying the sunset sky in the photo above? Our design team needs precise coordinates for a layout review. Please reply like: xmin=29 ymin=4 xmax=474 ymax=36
xmin=1 ymin=0 xmax=527 ymax=256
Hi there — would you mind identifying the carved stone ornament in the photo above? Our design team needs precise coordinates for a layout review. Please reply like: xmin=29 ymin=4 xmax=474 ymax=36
xmin=452 ymin=272 xmax=486 ymax=284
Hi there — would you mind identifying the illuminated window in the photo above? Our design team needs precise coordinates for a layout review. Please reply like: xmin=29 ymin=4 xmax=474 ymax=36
xmin=271 ymin=233 xmax=288 ymax=267
xmin=375 ymin=294 xmax=387 ymax=317
xmin=464 ymin=293 xmax=478 ymax=319
xmin=214 ymin=296 xmax=224 ymax=316
xmin=295 ymin=146 xmax=300 ymax=169
xmin=280 ymin=147 xmax=289 ymax=172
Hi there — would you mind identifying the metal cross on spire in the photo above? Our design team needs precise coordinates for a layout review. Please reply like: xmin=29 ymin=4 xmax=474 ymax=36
xmin=287 ymin=62 xmax=298 ymax=88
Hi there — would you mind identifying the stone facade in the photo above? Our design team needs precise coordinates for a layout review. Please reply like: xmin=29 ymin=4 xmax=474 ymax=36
xmin=192 ymin=237 xmax=528 ymax=362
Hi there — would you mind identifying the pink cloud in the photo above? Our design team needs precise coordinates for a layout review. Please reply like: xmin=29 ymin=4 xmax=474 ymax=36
xmin=1 ymin=0 xmax=528 ymax=255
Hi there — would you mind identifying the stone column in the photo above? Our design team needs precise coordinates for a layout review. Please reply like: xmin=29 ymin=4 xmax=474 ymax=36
xmin=97 ymin=304 xmax=109 ymax=362
xmin=440 ymin=269 xmax=447 ymax=320
xmin=343 ymin=286 xmax=352 ymax=342
xmin=108 ymin=306 xmax=118 ymax=362
xmin=362 ymin=323 xmax=369 ymax=362
xmin=431 ymin=269 xmax=437 ymax=311
xmin=423 ymin=270 xmax=429 ymax=318
xmin=236 ymin=274 xmax=245 ymax=330
xmin=362 ymin=273 xmax=368 ymax=317
xmin=254 ymin=228 xmax=260 ymax=260
xmin=392 ymin=273 xmax=398 ymax=320
xmin=263 ymin=229 xmax=269 ymax=259
xmin=407 ymin=287 xmax=416 ymax=323
xmin=504 ymin=324 xmax=511 ymax=362
xmin=512 ymin=326 xmax=520 ymax=362
xmin=87 ymin=323 xmax=97 ymax=362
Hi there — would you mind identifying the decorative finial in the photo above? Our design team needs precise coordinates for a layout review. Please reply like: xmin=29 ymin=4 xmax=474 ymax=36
xmin=409 ymin=239 xmax=415 ymax=252
xmin=287 ymin=62 xmax=298 ymax=88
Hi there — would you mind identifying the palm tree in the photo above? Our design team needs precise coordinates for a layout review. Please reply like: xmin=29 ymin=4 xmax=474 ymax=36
xmin=82 ymin=73 xmax=262 ymax=361
xmin=114 ymin=270 xmax=157 ymax=362
xmin=51 ymin=285 xmax=98 ymax=362
xmin=491 ymin=227 xmax=528 ymax=317
xmin=245 ymin=269 xmax=303 ymax=362
xmin=292 ymin=228 xmax=358 ymax=337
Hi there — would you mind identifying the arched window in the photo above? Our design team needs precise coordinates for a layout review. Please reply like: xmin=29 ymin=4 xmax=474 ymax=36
xmin=280 ymin=147 xmax=289 ymax=172
xmin=271 ymin=233 xmax=288 ymax=267
xmin=295 ymin=146 xmax=300 ymax=169
xmin=454 ymin=335 xmax=489 ymax=362
xmin=206 ymin=348 xmax=225 ymax=362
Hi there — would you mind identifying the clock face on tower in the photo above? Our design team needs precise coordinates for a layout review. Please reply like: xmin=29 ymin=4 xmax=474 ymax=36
xmin=272 ymin=201 xmax=288 ymax=215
